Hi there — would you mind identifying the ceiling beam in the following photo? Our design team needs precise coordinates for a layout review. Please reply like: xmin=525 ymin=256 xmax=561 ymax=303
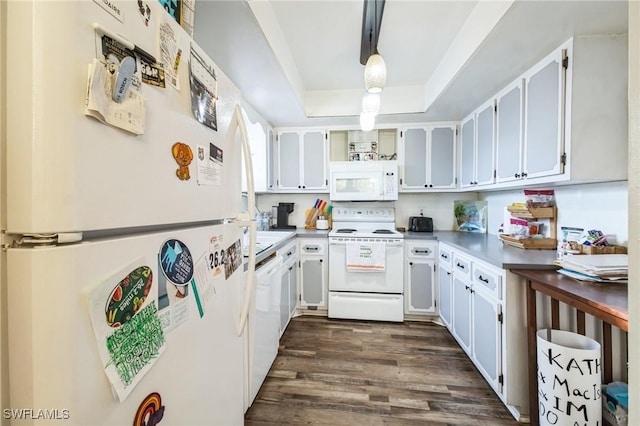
xmin=360 ymin=0 xmax=385 ymax=65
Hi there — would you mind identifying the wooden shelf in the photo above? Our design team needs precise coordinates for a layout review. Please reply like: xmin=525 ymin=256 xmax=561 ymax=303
xmin=499 ymin=234 xmax=558 ymax=250
xmin=507 ymin=206 xmax=556 ymax=219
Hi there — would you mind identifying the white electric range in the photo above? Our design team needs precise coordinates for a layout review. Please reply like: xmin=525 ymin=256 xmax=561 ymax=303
xmin=328 ymin=206 xmax=404 ymax=322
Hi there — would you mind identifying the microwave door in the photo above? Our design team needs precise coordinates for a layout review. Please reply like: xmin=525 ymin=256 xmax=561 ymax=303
xmin=331 ymin=173 xmax=382 ymax=201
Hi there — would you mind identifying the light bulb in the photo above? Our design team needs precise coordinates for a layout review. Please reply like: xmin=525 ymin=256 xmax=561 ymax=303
xmin=360 ymin=112 xmax=375 ymax=131
xmin=364 ymin=54 xmax=386 ymax=94
xmin=362 ymin=92 xmax=380 ymax=115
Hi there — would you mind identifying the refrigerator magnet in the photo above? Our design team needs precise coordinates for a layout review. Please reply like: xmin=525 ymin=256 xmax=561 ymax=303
xmin=133 ymin=392 xmax=165 ymax=426
xmin=105 ymin=265 xmax=153 ymax=327
xmin=159 ymin=239 xmax=194 ymax=286
xmin=171 ymin=142 xmax=193 ymax=180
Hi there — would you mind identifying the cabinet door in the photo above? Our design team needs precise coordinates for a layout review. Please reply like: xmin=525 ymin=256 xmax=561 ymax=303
xmin=279 ymin=266 xmax=290 ymax=336
xmin=429 ymin=126 xmax=456 ymax=188
xmin=401 ymin=127 xmax=428 ymax=188
xmin=301 ymin=130 xmax=326 ymax=189
xmin=523 ymin=51 xmax=565 ymax=179
xmin=452 ymin=277 xmax=471 ymax=354
xmin=475 ymin=102 xmax=495 ymax=186
xmin=495 ymin=82 xmax=523 ymax=183
xmin=472 ymin=289 xmax=502 ymax=394
xmin=460 ymin=115 xmax=475 ymax=188
xmin=288 ymin=262 xmax=298 ymax=319
xmin=300 ymin=257 xmax=326 ymax=308
xmin=406 ymin=259 xmax=436 ymax=314
xmin=277 ymin=132 xmax=301 ymax=189
xmin=267 ymin=127 xmax=276 ymax=190
xmin=438 ymin=264 xmax=452 ymax=329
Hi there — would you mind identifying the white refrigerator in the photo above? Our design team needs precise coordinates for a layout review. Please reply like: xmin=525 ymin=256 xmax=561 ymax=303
xmin=3 ymin=1 xmax=259 ymax=424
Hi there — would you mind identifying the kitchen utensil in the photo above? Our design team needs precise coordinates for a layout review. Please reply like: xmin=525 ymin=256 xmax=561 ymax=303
xmin=316 ymin=215 xmax=329 ymax=230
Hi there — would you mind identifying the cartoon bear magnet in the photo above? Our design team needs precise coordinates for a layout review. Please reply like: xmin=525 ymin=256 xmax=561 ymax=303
xmin=171 ymin=142 xmax=193 ymax=180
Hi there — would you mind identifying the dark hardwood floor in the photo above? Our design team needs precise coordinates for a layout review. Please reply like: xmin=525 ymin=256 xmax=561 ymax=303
xmin=245 ymin=316 xmax=520 ymax=425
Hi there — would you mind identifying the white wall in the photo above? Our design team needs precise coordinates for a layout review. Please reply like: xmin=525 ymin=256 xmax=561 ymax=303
xmin=255 ymin=192 xmax=478 ymax=230
xmin=479 ymin=181 xmax=629 ymax=244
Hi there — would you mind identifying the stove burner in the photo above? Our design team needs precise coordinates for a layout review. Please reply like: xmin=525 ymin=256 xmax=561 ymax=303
xmin=336 ymin=228 xmax=357 ymax=233
xmin=373 ymin=229 xmax=394 ymax=234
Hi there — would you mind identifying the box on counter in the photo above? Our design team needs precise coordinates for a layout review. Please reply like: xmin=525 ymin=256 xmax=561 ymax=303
xmin=603 ymin=382 xmax=628 ymax=426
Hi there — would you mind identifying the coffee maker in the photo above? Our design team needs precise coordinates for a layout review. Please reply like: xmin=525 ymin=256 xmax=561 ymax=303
xmin=275 ymin=202 xmax=296 ymax=229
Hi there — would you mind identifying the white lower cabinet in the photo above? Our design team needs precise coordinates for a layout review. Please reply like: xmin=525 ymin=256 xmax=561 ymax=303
xmin=437 ymin=245 xmax=453 ymax=328
xmin=299 ymin=238 xmax=328 ymax=309
xmin=440 ymin=243 xmax=529 ymax=420
xmin=404 ymin=240 xmax=437 ymax=315
xmin=278 ymin=241 xmax=298 ymax=336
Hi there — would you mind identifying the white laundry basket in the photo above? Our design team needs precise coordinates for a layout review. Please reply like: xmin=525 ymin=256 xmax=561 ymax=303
xmin=536 ymin=329 xmax=602 ymax=426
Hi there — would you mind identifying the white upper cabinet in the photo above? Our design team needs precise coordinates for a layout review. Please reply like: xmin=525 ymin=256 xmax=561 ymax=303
xmin=400 ymin=125 xmax=456 ymax=190
xmin=459 ymin=100 xmax=495 ymax=189
xmin=276 ymin=129 xmax=328 ymax=192
xmin=492 ymin=35 xmax=628 ymax=188
xmin=266 ymin=127 xmax=276 ymax=190
xmin=522 ymin=48 xmax=565 ymax=180
xmin=495 ymin=81 xmax=524 ymax=183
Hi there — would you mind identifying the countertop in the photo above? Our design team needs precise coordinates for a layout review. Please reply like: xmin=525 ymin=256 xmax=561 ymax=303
xmin=249 ymin=228 xmax=558 ymax=271
xmin=405 ymin=231 xmax=558 ymax=270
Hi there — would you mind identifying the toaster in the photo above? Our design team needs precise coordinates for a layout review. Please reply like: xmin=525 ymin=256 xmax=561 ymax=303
xmin=408 ymin=216 xmax=433 ymax=232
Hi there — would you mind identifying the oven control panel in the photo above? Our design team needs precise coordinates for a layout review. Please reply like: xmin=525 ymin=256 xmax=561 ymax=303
xmin=331 ymin=207 xmax=395 ymax=222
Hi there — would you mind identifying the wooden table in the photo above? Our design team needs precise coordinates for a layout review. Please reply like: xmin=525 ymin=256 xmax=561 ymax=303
xmin=512 ymin=269 xmax=628 ymax=426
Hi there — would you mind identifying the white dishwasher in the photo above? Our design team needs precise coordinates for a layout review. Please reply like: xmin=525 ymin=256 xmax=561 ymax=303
xmin=249 ymin=255 xmax=282 ymax=406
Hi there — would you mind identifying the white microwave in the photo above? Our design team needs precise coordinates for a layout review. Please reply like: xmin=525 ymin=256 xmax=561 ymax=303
xmin=329 ymin=161 xmax=398 ymax=201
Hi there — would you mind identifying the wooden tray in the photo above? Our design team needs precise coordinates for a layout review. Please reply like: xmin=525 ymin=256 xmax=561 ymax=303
xmin=568 ymin=242 xmax=627 ymax=254
xmin=507 ymin=206 xmax=556 ymax=219
xmin=499 ymin=234 xmax=557 ymax=250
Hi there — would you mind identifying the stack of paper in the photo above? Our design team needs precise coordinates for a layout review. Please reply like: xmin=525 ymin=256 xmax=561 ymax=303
xmin=555 ymin=254 xmax=628 ymax=283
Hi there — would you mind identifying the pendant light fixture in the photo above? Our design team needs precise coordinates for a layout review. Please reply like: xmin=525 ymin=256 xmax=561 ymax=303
xmin=364 ymin=54 xmax=386 ymax=94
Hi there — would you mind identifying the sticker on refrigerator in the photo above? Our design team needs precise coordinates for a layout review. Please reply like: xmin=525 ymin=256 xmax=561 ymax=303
xmin=189 ymin=44 xmax=218 ymax=131
xmin=137 ymin=0 xmax=152 ymax=27
xmin=87 ymin=258 xmax=166 ymax=402
xmin=223 ymin=239 xmax=242 ymax=280
xmin=171 ymin=142 xmax=193 ymax=180
xmin=195 ymin=143 xmax=222 ymax=186
xmin=191 ymin=251 xmax=217 ymax=318
xmin=92 ymin=0 xmax=125 ymax=22
xmin=105 ymin=265 xmax=153 ymax=327
xmin=133 ymin=392 xmax=165 ymax=426
xmin=156 ymin=255 xmax=189 ymax=332
xmin=141 ymin=59 xmax=166 ymax=88
xmin=159 ymin=239 xmax=194 ymax=284
xmin=159 ymin=19 xmax=181 ymax=90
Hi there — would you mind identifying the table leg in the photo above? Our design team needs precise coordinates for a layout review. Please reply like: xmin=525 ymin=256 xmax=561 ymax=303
xmin=526 ymin=279 xmax=539 ymax=426
xmin=577 ymin=310 xmax=586 ymax=335
xmin=551 ymin=299 xmax=560 ymax=329
xmin=603 ymin=322 xmax=612 ymax=383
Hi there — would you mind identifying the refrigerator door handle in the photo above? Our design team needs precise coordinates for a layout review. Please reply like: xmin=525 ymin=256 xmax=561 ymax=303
xmin=229 ymin=105 xmax=257 ymax=336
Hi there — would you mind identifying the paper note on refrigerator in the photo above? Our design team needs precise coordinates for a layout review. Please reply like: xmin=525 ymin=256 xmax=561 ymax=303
xmin=86 ymin=258 xmax=166 ymax=402
xmin=85 ymin=59 xmax=147 ymax=135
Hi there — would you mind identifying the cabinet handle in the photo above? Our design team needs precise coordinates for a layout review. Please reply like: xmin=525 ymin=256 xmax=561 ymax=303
xmin=446 ymin=271 xmax=451 ymax=276
xmin=456 ymin=262 xmax=465 ymax=270
xmin=429 ymin=184 xmax=433 ymax=188
xmin=465 ymin=285 xmax=470 ymax=291
xmin=424 ymin=184 xmax=428 ymax=188
xmin=288 ymin=266 xmax=293 ymax=271
xmin=478 ymin=275 xmax=489 ymax=283
xmin=287 ymin=251 xmax=293 ymax=256
xmin=441 ymin=253 xmax=448 ymax=259
xmin=319 ymin=259 xmax=323 ymax=263
xmin=409 ymin=261 xmax=413 ymax=266
xmin=305 ymin=246 xmax=319 ymax=252
xmin=303 ymin=185 xmax=306 ymax=188
xmin=470 ymin=288 xmax=475 ymax=294
xmin=514 ymin=173 xmax=520 ymax=178
xmin=521 ymin=172 xmax=528 ymax=178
